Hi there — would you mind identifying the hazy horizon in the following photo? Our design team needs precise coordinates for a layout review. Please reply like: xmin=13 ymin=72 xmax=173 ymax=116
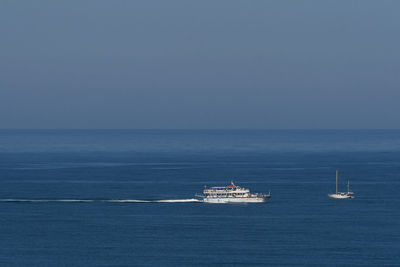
xmin=1 ymin=128 xmax=400 ymax=131
xmin=1 ymin=1 xmax=399 ymax=129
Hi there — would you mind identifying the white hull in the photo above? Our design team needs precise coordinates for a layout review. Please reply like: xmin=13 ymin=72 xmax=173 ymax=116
xmin=203 ymin=197 xmax=269 ymax=204
xmin=328 ymin=193 xmax=353 ymax=199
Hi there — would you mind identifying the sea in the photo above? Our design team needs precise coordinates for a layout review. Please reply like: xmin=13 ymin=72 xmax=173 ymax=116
xmin=0 ymin=130 xmax=399 ymax=266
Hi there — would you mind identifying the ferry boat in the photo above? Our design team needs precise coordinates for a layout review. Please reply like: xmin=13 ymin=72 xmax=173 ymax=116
xmin=328 ymin=170 xmax=355 ymax=199
xmin=196 ymin=181 xmax=271 ymax=203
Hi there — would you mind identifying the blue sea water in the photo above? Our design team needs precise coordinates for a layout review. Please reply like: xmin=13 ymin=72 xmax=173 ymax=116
xmin=0 ymin=130 xmax=399 ymax=266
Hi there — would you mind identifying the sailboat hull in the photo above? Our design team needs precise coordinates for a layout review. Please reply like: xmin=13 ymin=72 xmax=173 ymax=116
xmin=328 ymin=193 xmax=353 ymax=199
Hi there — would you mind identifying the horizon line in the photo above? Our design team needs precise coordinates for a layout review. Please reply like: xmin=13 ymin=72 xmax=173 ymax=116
xmin=0 ymin=128 xmax=399 ymax=131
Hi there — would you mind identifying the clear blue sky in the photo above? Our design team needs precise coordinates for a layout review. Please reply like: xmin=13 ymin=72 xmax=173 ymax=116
xmin=1 ymin=1 xmax=399 ymax=129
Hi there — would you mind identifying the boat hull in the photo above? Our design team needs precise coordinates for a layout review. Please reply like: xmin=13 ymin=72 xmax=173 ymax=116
xmin=328 ymin=193 xmax=353 ymax=199
xmin=202 ymin=196 xmax=270 ymax=204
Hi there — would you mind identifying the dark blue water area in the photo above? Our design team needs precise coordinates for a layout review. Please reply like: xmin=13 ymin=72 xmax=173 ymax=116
xmin=0 ymin=130 xmax=399 ymax=266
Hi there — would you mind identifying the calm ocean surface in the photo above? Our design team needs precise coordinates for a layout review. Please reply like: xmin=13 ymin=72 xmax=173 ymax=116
xmin=0 ymin=130 xmax=399 ymax=266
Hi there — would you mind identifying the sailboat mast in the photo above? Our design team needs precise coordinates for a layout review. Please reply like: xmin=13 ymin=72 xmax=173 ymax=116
xmin=347 ymin=180 xmax=350 ymax=193
xmin=336 ymin=170 xmax=338 ymax=194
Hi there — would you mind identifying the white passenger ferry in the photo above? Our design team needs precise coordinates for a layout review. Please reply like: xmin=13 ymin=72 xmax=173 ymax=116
xmin=196 ymin=181 xmax=271 ymax=203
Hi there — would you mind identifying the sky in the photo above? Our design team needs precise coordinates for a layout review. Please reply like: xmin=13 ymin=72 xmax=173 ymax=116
xmin=0 ymin=0 xmax=399 ymax=129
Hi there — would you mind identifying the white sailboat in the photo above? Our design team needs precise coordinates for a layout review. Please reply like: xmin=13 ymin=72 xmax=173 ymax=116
xmin=328 ymin=170 xmax=354 ymax=199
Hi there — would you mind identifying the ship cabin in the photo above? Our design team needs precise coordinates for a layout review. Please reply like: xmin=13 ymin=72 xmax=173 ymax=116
xmin=203 ymin=182 xmax=251 ymax=198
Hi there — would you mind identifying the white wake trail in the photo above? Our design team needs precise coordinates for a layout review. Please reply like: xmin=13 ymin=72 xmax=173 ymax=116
xmin=104 ymin=199 xmax=151 ymax=203
xmin=155 ymin=198 xmax=201 ymax=203
xmin=0 ymin=198 xmax=201 ymax=203
xmin=0 ymin=199 xmax=94 ymax=203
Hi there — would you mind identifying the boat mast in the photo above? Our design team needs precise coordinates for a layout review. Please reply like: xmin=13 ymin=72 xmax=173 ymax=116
xmin=347 ymin=180 xmax=350 ymax=193
xmin=336 ymin=170 xmax=338 ymax=194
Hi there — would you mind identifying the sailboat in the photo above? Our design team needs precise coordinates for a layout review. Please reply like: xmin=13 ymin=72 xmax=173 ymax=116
xmin=328 ymin=170 xmax=354 ymax=199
